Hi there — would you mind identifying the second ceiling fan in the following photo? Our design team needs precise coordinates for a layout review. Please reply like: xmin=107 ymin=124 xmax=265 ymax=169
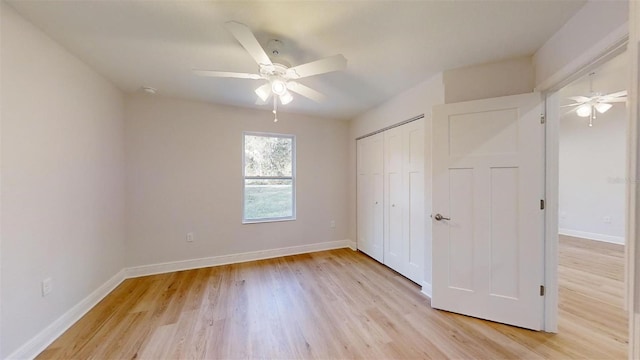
xmin=194 ymin=21 xmax=347 ymax=122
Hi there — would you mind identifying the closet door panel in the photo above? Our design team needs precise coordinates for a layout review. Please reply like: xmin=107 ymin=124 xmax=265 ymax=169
xmin=357 ymin=138 xmax=372 ymax=257
xmin=384 ymin=128 xmax=404 ymax=273
xmin=370 ymin=134 xmax=385 ymax=262
xmin=404 ymin=120 xmax=425 ymax=284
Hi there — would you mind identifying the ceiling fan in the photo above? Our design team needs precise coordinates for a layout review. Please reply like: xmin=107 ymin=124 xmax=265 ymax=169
xmin=561 ymin=72 xmax=627 ymax=127
xmin=193 ymin=21 xmax=347 ymax=122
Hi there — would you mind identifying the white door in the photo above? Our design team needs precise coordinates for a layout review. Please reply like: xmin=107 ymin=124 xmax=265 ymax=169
xmin=357 ymin=133 xmax=384 ymax=262
xmin=383 ymin=126 xmax=404 ymax=271
xmin=431 ymin=93 xmax=545 ymax=330
xmin=383 ymin=119 xmax=425 ymax=284
xmin=402 ymin=119 xmax=425 ymax=284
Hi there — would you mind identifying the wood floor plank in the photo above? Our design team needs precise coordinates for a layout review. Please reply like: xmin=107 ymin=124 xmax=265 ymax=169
xmin=36 ymin=236 xmax=627 ymax=359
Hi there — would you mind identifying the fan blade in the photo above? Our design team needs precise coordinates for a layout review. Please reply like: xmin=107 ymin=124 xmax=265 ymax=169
xmin=568 ymin=96 xmax=591 ymax=103
xmin=225 ymin=21 xmax=273 ymax=67
xmin=603 ymin=98 xmax=627 ymax=103
xmin=560 ymin=103 xmax=582 ymax=108
xmin=286 ymin=54 xmax=347 ymax=79
xmin=193 ymin=70 xmax=262 ymax=79
xmin=287 ymin=82 xmax=326 ymax=102
xmin=603 ymin=90 xmax=627 ymax=98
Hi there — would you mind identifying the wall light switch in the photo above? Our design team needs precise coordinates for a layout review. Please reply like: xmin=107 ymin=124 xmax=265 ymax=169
xmin=186 ymin=232 xmax=194 ymax=242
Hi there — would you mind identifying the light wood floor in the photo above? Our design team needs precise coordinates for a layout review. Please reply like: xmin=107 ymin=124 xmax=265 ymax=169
xmin=37 ymin=236 xmax=627 ymax=359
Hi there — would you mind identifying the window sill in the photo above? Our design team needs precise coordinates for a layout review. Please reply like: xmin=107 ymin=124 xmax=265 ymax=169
xmin=242 ymin=217 xmax=296 ymax=225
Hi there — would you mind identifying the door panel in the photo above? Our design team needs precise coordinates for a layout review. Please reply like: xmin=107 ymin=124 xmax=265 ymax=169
xmin=357 ymin=133 xmax=384 ymax=263
xmin=490 ymin=167 xmax=519 ymax=299
xmin=448 ymin=168 xmax=474 ymax=291
xmin=432 ymin=93 xmax=544 ymax=330
xmin=404 ymin=122 xmax=425 ymax=284
xmin=370 ymin=134 xmax=384 ymax=262
xmin=384 ymin=128 xmax=403 ymax=271
xmin=357 ymin=139 xmax=372 ymax=257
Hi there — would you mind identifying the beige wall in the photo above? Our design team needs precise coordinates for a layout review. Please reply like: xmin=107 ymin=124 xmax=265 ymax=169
xmin=125 ymin=95 xmax=349 ymax=267
xmin=1 ymin=3 xmax=126 ymax=357
xmin=443 ymin=57 xmax=534 ymax=103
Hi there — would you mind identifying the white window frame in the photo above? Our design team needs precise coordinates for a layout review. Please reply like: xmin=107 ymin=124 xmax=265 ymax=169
xmin=242 ymin=131 xmax=296 ymax=224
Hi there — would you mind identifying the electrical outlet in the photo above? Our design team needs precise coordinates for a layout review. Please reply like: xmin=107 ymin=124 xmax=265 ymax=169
xmin=330 ymin=220 xmax=336 ymax=228
xmin=42 ymin=278 xmax=53 ymax=297
xmin=186 ymin=232 xmax=194 ymax=242
xmin=604 ymin=216 xmax=612 ymax=224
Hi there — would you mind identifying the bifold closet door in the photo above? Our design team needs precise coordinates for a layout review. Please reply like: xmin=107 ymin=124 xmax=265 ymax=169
xmin=357 ymin=119 xmax=424 ymax=283
xmin=383 ymin=119 xmax=425 ymax=284
xmin=401 ymin=119 xmax=425 ymax=284
xmin=383 ymin=126 xmax=404 ymax=272
xmin=356 ymin=133 xmax=384 ymax=262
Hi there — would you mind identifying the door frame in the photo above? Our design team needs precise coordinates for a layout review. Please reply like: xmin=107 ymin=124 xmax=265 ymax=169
xmin=540 ymin=38 xmax=628 ymax=332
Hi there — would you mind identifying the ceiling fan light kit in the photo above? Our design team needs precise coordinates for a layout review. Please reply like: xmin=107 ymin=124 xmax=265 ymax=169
xmin=595 ymin=102 xmax=613 ymax=113
xmin=562 ymin=71 xmax=627 ymax=127
xmin=575 ymin=104 xmax=591 ymax=118
xmin=193 ymin=21 xmax=347 ymax=123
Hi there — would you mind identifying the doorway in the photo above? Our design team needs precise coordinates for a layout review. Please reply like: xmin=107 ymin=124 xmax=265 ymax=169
xmin=554 ymin=50 xmax=628 ymax=357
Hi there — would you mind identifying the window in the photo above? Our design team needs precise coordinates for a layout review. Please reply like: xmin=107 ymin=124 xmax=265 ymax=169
xmin=243 ymin=132 xmax=295 ymax=223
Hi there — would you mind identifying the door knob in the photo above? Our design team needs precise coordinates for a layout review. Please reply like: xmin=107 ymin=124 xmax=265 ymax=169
xmin=433 ymin=213 xmax=451 ymax=221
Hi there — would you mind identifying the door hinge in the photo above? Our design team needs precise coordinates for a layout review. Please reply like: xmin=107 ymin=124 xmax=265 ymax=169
xmin=540 ymin=199 xmax=545 ymax=210
xmin=540 ymin=285 xmax=545 ymax=296
xmin=540 ymin=114 xmax=546 ymax=124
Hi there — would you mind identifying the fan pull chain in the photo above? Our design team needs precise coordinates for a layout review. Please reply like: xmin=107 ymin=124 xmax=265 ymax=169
xmin=588 ymin=72 xmax=595 ymax=127
xmin=273 ymin=96 xmax=278 ymax=123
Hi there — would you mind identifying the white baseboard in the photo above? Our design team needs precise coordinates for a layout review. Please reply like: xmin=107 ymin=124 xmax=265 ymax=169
xmin=126 ymin=239 xmax=354 ymax=278
xmin=348 ymin=239 xmax=357 ymax=251
xmin=6 ymin=269 xmax=126 ymax=360
xmin=559 ymin=228 xmax=624 ymax=245
xmin=421 ymin=281 xmax=432 ymax=299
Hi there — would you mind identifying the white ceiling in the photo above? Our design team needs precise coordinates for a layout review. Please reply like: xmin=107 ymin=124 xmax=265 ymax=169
xmin=7 ymin=0 xmax=585 ymax=120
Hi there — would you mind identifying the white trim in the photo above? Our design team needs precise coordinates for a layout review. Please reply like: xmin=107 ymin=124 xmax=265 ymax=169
xmin=347 ymin=239 xmax=357 ymax=251
xmin=559 ymin=228 xmax=625 ymax=245
xmin=6 ymin=269 xmax=126 ymax=360
xmin=628 ymin=3 xmax=639 ymax=359
xmin=421 ymin=281 xmax=432 ymax=299
xmin=126 ymin=239 xmax=353 ymax=278
xmin=542 ymin=30 xmax=630 ymax=334
xmin=544 ymin=91 xmax=560 ymax=332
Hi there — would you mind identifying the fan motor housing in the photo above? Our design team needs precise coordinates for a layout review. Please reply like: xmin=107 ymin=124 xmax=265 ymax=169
xmin=260 ymin=63 xmax=290 ymax=78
